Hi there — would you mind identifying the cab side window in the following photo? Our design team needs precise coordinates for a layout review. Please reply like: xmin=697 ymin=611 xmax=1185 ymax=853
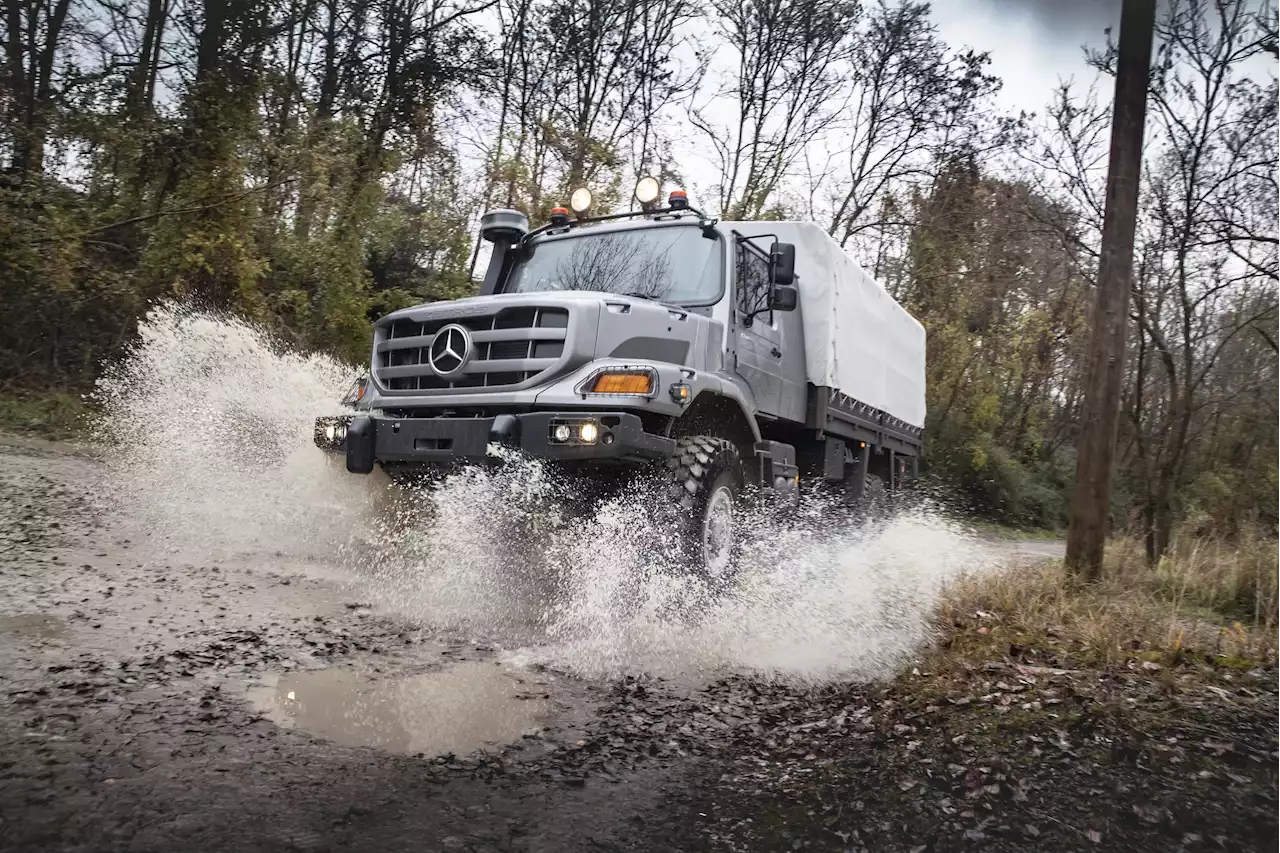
xmin=736 ymin=240 xmax=772 ymax=317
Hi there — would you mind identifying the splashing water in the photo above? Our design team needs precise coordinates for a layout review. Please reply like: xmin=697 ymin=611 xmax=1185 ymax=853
xmin=519 ymin=491 xmax=985 ymax=683
xmin=91 ymin=303 xmax=375 ymax=562
xmin=92 ymin=304 xmax=993 ymax=684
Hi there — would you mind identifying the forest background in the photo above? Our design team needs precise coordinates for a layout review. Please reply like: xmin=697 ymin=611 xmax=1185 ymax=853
xmin=1 ymin=0 xmax=1276 ymax=560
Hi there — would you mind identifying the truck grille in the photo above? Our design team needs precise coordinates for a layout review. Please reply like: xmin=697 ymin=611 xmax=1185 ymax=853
xmin=373 ymin=306 xmax=570 ymax=392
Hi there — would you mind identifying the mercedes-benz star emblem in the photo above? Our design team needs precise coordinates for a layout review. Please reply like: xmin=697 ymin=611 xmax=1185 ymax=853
xmin=427 ymin=324 xmax=472 ymax=376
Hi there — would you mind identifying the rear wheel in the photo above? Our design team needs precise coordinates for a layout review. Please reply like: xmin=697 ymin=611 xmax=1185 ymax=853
xmin=665 ymin=436 xmax=744 ymax=583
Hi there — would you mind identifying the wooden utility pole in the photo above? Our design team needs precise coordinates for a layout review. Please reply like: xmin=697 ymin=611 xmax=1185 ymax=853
xmin=1065 ymin=0 xmax=1157 ymax=581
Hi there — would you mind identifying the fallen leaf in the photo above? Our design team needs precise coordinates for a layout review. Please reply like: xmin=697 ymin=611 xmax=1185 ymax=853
xmin=1086 ymin=829 xmax=1102 ymax=843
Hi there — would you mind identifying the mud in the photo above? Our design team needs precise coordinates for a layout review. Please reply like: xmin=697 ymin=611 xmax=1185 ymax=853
xmin=3 ymin=435 xmax=1273 ymax=853
xmin=0 ymin=438 xmax=668 ymax=852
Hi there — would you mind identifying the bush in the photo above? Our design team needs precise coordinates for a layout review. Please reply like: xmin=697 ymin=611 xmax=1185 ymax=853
xmin=0 ymin=390 xmax=90 ymax=439
xmin=927 ymin=437 xmax=1068 ymax=531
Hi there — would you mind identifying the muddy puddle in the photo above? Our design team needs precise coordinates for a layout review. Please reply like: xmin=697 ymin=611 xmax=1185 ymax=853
xmin=246 ymin=660 xmax=574 ymax=756
xmin=0 ymin=613 xmax=67 ymax=639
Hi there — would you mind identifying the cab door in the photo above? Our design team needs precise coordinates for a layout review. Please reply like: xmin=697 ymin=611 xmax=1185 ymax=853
xmin=733 ymin=236 xmax=783 ymax=417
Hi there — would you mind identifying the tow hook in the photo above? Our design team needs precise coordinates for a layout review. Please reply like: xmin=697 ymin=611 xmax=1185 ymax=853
xmin=488 ymin=414 xmax=521 ymax=447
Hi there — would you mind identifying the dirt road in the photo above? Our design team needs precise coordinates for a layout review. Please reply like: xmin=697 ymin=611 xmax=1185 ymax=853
xmin=1 ymin=437 xmax=664 ymax=852
xmin=2 ymin=436 xmax=1273 ymax=853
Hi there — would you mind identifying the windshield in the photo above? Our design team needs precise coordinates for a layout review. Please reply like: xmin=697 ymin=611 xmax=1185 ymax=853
xmin=505 ymin=225 xmax=722 ymax=305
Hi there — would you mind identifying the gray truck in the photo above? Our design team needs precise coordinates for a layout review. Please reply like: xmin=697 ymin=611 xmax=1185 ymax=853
xmin=315 ymin=180 xmax=926 ymax=580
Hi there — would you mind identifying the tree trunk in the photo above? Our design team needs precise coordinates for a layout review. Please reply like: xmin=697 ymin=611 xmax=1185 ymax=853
xmin=6 ymin=0 xmax=73 ymax=179
xmin=1065 ymin=0 xmax=1157 ymax=581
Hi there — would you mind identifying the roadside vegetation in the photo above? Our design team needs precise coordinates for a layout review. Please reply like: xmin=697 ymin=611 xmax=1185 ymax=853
xmin=0 ymin=390 xmax=90 ymax=441
xmin=938 ymin=532 xmax=1279 ymax=671
xmin=648 ymin=540 xmax=1278 ymax=850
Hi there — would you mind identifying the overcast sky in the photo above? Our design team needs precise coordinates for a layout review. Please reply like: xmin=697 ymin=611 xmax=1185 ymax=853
xmin=933 ymin=0 xmax=1123 ymax=113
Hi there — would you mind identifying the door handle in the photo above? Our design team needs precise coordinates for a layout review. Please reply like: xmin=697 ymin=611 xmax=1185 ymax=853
xmin=770 ymin=347 xmax=781 ymax=358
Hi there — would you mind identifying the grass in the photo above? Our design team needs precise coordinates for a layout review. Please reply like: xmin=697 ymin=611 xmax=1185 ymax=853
xmin=935 ymin=530 xmax=1278 ymax=671
xmin=0 ymin=390 xmax=92 ymax=440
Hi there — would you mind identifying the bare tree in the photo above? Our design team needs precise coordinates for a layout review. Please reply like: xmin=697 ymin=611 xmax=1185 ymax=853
xmin=691 ymin=0 xmax=858 ymax=218
xmin=822 ymin=0 xmax=998 ymax=248
xmin=1 ymin=0 xmax=75 ymax=178
xmin=1066 ymin=0 xmax=1157 ymax=580
xmin=1124 ymin=0 xmax=1278 ymax=560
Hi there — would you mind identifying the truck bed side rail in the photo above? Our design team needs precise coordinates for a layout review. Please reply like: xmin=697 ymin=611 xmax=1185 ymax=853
xmin=805 ymin=385 xmax=923 ymax=456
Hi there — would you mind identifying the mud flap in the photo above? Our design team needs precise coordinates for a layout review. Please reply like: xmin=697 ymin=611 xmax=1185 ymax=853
xmin=753 ymin=440 xmax=798 ymax=505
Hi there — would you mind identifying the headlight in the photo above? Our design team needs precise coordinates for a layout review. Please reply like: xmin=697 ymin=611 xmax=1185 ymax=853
xmin=341 ymin=376 xmax=368 ymax=406
xmin=580 ymin=369 xmax=656 ymax=396
xmin=549 ymin=418 xmax=601 ymax=445
xmin=314 ymin=416 xmax=351 ymax=450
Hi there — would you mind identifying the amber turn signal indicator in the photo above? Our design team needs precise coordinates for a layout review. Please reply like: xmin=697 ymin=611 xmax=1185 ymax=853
xmin=589 ymin=372 xmax=654 ymax=395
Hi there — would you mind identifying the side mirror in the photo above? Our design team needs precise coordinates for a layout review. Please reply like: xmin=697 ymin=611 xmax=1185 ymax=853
xmin=770 ymin=285 xmax=798 ymax=312
xmin=771 ymin=241 xmax=796 ymax=285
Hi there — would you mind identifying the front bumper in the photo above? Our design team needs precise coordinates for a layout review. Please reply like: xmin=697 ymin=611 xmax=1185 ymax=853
xmin=314 ymin=412 xmax=675 ymax=473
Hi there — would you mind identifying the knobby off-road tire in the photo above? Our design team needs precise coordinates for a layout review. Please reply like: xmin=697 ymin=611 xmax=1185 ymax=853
xmin=863 ymin=473 xmax=890 ymax=516
xmin=663 ymin=436 xmax=745 ymax=584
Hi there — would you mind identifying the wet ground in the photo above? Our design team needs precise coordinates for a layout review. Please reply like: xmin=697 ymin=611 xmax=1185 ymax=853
xmin=0 ymin=436 xmax=668 ymax=851
xmin=2 ymin=434 xmax=1273 ymax=853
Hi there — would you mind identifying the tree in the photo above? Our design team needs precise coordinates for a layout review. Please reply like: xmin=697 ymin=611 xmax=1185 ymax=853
xmin=1066 ymin=0 xmax=1157 ymax=580
xmin=821 ymin=0 xmax=998 ymax=249
xmin=692 ymin=0 xmax=858 ymax=219
xmin=2 ymin=0 xmax=75 ymax=178
xmin=1123 ymin=0 xmax=1277 ymax=560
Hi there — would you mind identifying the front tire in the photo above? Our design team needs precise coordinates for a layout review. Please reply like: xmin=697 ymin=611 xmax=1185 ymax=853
xmin=665 ymin=436 xmax=744 ymax=583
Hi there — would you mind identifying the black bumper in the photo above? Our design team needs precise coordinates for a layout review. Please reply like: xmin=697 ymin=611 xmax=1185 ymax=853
xmin=316 ymin=412 xmax=675 ymax=473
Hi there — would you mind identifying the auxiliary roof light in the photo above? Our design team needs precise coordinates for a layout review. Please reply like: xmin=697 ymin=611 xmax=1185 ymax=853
xmin=549 ymin=206 xmax=570 ymax=226
xmin=569 ymin=187 xmax=593 ymax=214
xmin=668 ymin=188 xmax=689 ymax=210
xmin=634 ymin=176 xmax=661 ymax=205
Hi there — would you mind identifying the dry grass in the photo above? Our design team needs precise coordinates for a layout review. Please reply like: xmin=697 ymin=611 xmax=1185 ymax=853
xmin=935 ymin=532 xmax=1278 ymax=670
xmin=1113 ymin=530 xmax=1279 ymax=631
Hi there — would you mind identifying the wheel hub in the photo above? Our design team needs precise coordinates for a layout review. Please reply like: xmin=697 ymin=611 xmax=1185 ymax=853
xmin=701 ymin=485 xmax=735 ymax=577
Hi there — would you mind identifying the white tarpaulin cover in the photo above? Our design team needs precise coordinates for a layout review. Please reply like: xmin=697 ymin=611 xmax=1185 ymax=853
xmin=723 ymin=221 xmax=927 ymax=429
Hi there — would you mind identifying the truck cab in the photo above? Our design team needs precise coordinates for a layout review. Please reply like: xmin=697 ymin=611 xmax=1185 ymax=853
xmin=316 ymin=180 xmax=926 ymax=579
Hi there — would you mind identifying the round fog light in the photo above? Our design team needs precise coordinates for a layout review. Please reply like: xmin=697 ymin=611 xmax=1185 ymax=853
xmin=578 ymin=422 xmax=599 ymax=443
xmin=553 ymin=424 xmax=571 ymax=442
